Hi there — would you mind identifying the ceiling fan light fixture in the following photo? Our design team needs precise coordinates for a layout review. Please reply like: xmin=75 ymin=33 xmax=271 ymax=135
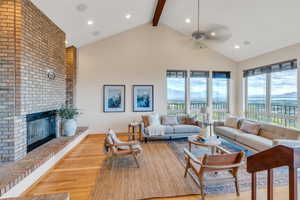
xmin=192 ymin=32 xmax=207 ymax=40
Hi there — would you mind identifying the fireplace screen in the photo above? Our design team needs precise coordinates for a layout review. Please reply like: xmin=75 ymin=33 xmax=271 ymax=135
xmin=26 ymin=111 xmax=56 ymax=152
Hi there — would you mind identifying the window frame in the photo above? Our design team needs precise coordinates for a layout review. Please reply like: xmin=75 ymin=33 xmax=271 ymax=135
xmin=244 ymin=59 xmax=298 ymax=128
xmin=166 ymin=70 xmax=231 ymax=119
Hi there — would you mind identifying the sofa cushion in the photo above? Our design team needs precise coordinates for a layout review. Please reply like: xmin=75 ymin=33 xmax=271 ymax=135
xmin=214 ymin=126 xmax=244 ymax=140
xmin=240 ymin=120 xmax=260 ymax=135
xmin=142 ymin=115 xmax=150 ymax=128
xmin=161 ymin=116 xmax=178 ymax=125
xmin=260 ymin=123 xmax=300 ymax=140
xmin=145 ymin=125 xmax=174 ymax=135
xmin=149 ymin=114 xmax=161 ymax=126
xmin=236 ymin=134 xmax=272 ymax=151
xmin=173 ymin=125 xmax=201 ymax=133
xmin=224 ymin=116 xmax=239 ymax=129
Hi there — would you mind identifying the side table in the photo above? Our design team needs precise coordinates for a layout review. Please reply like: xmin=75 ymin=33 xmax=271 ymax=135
xmin=128 ymin=122 xmax=142 ymax=141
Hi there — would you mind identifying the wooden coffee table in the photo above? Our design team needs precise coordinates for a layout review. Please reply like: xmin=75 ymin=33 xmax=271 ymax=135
xmin=188 ymin=135 xmax=222 ymax=155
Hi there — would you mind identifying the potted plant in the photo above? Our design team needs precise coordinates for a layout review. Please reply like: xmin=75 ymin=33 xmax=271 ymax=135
xmin=57 ymin=105 xmax=80 ymax=136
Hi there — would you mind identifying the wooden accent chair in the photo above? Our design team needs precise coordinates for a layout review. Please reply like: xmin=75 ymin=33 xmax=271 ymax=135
xmin=184 ymin=148 xmax=245 ymax=200
xmin=104 ymin=129 xmax=142 ymax=168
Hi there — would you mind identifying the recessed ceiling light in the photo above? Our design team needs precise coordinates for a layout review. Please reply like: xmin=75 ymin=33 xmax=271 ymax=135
xmin=185 ymin=18 xmax=191 ymax=24
xmin=125 ymin=14 xmax=132 ymax=19
xmin=76 ymin=4 xmax=87 ymax=12
xmin=87 ymin=20 xmax=94 ymax=25
xmin=234 ymin=45 xmax=240 ymax=49
xmin=210 ymin=32 xmax=216 ymax=36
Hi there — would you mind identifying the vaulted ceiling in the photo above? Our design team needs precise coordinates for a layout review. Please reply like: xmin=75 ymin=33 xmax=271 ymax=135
xmin=32 ymin=0 xmax=300 ymax=61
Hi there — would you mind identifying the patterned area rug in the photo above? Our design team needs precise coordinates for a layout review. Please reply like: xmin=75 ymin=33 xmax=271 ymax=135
xmin=167 ymin=138 xmax=300 ymax=195
xmin=91 ymin=143 xmax=200 ymax=200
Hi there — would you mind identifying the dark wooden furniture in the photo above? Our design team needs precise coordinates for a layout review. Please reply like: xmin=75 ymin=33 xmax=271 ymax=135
xmin=247 ymin=145 xmax=300 ymax=200
xmin=184 ymin=148 xmax=244 ymax=200
xmin=128 ymin=123 xmax=142 ymax=141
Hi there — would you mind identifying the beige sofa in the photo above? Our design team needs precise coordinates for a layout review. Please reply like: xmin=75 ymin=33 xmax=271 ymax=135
xmin=141 ymin=115 xmax=202 ymax=142
xmin=214 ymin=119 xmax=300 ymax=152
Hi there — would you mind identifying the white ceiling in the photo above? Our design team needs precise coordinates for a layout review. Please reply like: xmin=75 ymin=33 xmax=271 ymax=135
xmin=32 ymin=0 xmax=300 ymax=61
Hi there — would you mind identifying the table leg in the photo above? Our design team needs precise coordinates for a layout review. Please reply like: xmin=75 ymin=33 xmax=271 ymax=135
xmin=128 ymin=125 xmax=131 ymax=141
xmin=189 ymin=142 xmax=192 ymax=152
xmin=132 ymin=126 xmax=135 ymax=140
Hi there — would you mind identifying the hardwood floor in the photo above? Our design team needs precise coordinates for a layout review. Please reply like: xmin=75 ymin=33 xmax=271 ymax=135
xmin=24 ymin=134 xmax=296 ymax=200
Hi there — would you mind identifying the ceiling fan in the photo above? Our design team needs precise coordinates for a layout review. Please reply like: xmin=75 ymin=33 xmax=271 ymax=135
xmin=191 ymin=0 xmax=232 ymax=48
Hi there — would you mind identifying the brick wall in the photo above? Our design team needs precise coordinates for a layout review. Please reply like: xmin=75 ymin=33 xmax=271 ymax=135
xmin=66 ymin=46 xmax=77 ymax=105
xmin=0 ymin=0 xmax=66 ymax=162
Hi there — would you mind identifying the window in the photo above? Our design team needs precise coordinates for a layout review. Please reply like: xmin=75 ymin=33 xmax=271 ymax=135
xmin=190 ymin=71 xmax=209 ymax=120
xmin=244 ymin=60 xmax=298 ymax=128
xmin=270 ymin=63 xmax=298 ymax=127
xmin=246 ymin=74 xmax=267 ymax=122
xmin=167 ymin=71 xmax=187 ymax=115
xmin=212 ymin=72 xmax=230 ymax=120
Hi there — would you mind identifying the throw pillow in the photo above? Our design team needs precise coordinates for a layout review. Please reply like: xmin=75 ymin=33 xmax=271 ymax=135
xmin=224 ymin=116 xmax=239 ymax=129
xmin=161 ymin=116 xmax=178 ymax=125
xmin=142 ymin=115 xmax=150 ymax=128
xmin=240 ymin=120 xmax=260 ymax=135
xmin=149 ymin=114 xmax=161 ymax=126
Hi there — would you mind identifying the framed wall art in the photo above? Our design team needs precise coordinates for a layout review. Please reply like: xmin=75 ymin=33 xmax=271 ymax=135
xmin=103 ymin=85 xmax=125 ymax=112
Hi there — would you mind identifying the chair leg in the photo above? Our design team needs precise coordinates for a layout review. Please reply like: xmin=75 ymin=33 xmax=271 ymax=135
xmin=199 ymin=179 xmax=205 ymax=200
xmin=234 ymin=176 xmax=240 ymax=196
xmin=133 ymin=154 xmax=140 ymax=168
xmin=184 ymin=162 xmax=190 ymax=178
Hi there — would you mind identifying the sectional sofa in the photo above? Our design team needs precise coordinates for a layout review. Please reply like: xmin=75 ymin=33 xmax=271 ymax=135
xmin=214 ymin=118 xmax=300 ymax=152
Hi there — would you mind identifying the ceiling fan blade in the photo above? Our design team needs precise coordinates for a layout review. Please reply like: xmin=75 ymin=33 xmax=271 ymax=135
xmin=204 ymin=24 xmax=232 ymax=42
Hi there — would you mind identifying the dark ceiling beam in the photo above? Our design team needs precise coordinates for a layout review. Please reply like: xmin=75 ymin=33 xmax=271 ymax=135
xmin=152 ymin=0 xmax=166 ymax=26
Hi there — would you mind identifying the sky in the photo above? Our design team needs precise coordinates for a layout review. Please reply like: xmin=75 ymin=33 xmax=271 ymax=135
xmin=167 ymin=77 xmax=228 ymax=102
xmin=167 ymin=69 xmax=297 ymax=102
xmin=248 ymin=69 xmax=297 ymax=98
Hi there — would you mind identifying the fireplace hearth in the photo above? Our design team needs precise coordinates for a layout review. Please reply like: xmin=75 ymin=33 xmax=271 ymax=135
xmin=26 ymin=111 xmax=57 ymax=152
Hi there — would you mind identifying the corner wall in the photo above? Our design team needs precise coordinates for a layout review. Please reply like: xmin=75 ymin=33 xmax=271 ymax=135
xmin=77 ymin=24 xmax=238 ymax=133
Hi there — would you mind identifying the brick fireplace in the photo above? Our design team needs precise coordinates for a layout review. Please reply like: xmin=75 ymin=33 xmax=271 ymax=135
xmin=0 ymin=0 xmax=76 ymax=162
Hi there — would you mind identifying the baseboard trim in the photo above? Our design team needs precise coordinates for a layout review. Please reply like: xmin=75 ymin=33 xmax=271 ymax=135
xmin=0 ymin=129 xmax=89 ymax=199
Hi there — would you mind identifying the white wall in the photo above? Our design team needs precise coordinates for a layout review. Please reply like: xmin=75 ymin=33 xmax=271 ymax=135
xmin=236 ymin=43 xmax=300 ymax=116
xmin=77 ymin=24 xmax=238 ymax=133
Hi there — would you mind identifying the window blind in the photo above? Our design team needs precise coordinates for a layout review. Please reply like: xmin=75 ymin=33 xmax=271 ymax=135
xmin=243 ymin=59 xmax=297 ymax=77
xmin=212 ymin=71 xmax=231 ymax=79
xmin=190 ymin=71 xmax=209 ymax=78
xmin=167 ymin=70 xmax=187 ymax=78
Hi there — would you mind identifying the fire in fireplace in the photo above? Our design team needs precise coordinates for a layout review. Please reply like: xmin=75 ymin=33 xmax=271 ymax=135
xmin=26 ymin=111 xmax=57 ymax=152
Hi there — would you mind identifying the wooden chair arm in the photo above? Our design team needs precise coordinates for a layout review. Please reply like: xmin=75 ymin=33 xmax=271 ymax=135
xmin=184 ymin=148 xmax=202 ymax=165
xmin=202 ymin=162 xmax=245 ymax=169
xmin=216 ymin=146 xmax=231 ymax=154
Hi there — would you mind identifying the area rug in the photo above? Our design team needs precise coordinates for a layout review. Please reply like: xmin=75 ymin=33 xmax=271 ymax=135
xmin=91 ymin=143 xmax=200 ymax=200
xmin=167 ymin=138 xmax=300 ymax=195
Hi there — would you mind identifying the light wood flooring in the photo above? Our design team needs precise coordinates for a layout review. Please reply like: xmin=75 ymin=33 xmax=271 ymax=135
xmin=24 ymin=134 xmax=298 ymax=200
